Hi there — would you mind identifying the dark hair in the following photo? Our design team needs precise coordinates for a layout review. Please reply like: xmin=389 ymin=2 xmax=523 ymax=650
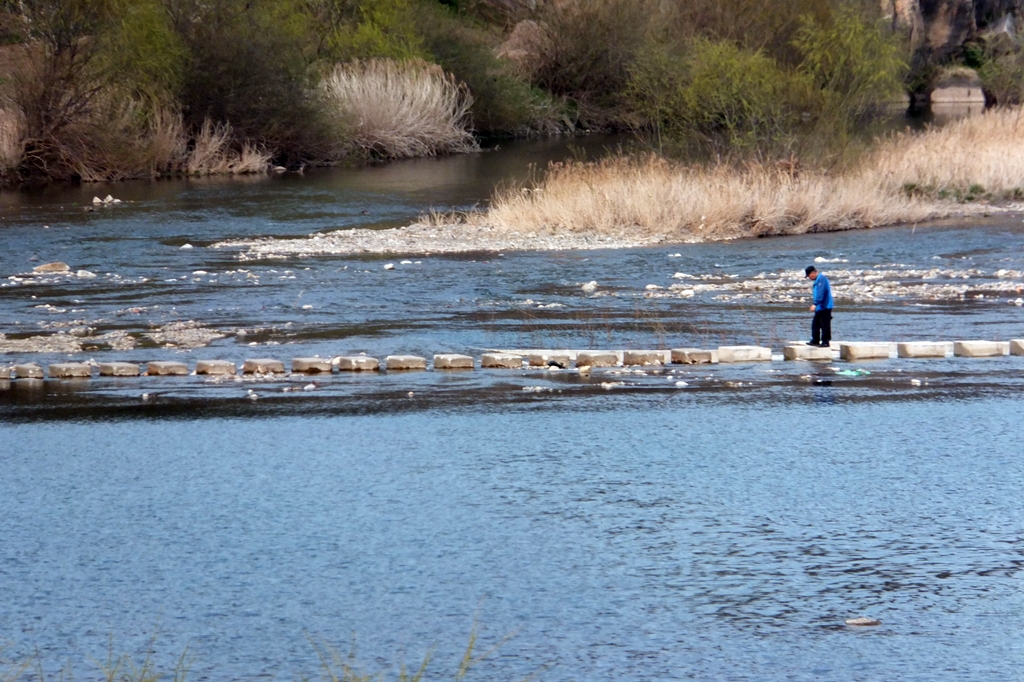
xmin=805 ymin=266 xmax=817 ymax=276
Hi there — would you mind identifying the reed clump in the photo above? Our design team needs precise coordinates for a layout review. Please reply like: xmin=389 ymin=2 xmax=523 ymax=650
xmin=320 ymin=59 xmax=478 ymax=160
xmin=870 ymin=107 xmax=1024 ymax=201
xmin=460 ymin=154 xmax=938 ymax=242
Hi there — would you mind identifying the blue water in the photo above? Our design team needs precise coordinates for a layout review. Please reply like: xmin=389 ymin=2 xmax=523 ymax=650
xmin=2 ymin=396 xmax=1023 ymax=680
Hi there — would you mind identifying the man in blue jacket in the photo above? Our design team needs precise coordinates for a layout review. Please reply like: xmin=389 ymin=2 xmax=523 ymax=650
xmin=805 ymin=265 xmax=833 ymax=347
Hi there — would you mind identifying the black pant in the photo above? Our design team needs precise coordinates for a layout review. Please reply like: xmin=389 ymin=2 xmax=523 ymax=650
xmin=811 ymin=309 xmax=832 ymax=346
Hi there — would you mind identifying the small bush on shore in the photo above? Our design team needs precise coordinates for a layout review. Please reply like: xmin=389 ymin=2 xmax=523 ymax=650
xmin=320 ymin=59 xmax=477 ymax=159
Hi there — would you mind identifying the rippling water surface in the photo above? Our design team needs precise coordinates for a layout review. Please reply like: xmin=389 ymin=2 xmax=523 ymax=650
xmin=2 ymin=138 xmax=1024 ymax=680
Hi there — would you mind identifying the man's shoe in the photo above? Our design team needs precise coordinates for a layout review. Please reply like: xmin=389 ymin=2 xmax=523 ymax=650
xmin=806 ymin=341 xmax=819 ymax=346
xmin=819 ymin=342 xmax=831 ymax=348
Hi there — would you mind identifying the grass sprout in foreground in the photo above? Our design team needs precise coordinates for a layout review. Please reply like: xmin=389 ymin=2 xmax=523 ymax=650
xmin=2 ymin=624 xmax=526 ymax=682
xmin=309 ymin=622 xmax=524 ymax=682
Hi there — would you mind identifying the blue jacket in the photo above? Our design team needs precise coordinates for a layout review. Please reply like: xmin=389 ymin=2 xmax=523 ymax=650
xmin=813 ymin=274 xmax=833 ymax=311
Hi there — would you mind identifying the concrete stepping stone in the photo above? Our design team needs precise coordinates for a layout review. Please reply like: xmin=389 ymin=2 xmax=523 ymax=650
xmin=839 ymin=343 xmax=892 ymax=361
xmin=386 ymin=355 xmax=427 ymax=371
xmin=1011 ymin=339 xmax=1024 ymax=356
xmin=527 ymin=352 xmax=572 ymax=368
xmin=147 ymin=361 xmax=188 ymax=376
xmin=291 ymin=358 xmax=332 ymax=373
xmin=575 ymin=351 xmax=618 ymax=368
xmin=99 ymin=362 xmax=141 ymax=377
xmin=336 ymin=356 xmax=380 ymax=371
xmin=243 ymin=358 xmax=286 ymax=374
xmin=13 ymin=363 xmax=44 ymax=379
xmin=49 ymin=363 xmax=92 ymax=378
xmin=197 ymin=360 xmax=237 ymax=375
xmin=783 ymin=344 xmax=832 ymax=361
xmin=623 ymin=350 xmax=669 ymax=366
xmin=481 ymin=353 xmax=523 ymax=369
xmin=897 ymin=342 xmax=951 ymax=358
xmin=717 ymin=346 xmax=772 ymax=363
xmin=433 ymin=354 xmax=474 ymax=370
xmin=13 ymin=360 xmax=44 ymax=376
xmin=671 ymin=348 xmax=718 ymax=364
xmin=953 ymin=340 xmax=1007 ymax=357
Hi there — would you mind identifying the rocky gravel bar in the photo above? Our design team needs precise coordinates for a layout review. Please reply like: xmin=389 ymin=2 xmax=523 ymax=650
xmin=212 ymin=223 xmax=673 ymax=259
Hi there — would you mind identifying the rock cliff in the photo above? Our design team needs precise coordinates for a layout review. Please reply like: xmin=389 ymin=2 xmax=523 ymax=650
xmin=885 ymin=0 xmax=1022 ymax=59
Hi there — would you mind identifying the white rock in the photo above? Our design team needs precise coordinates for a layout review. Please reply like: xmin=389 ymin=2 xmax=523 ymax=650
xmin=103 ymin=195 xmax=114 ymax=204
xmin=645 ymin=284 xmax=663 ymax=290
xmin=400 ymin=260 xmax=412 ymax=265
xmin=180 ymin=243 xmax=194 ymax=249
xmin=581 ymin=280 xmax=598 ymax=293
xmin=384 ymin=263 xmax=395 ymax=270
xmin=76 ymin=270 xmax=97 ymax=279
xmin=92 ymin=196 xmax=103 ymax=204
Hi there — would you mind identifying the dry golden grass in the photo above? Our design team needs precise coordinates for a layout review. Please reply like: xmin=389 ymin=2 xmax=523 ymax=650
xmin=869 ymin=107 xmax=1024 ymax=198
xmin=441 ymin=108 xmax=1024 ymax=242
xmin=320 ymin=59 xmax=478 ymax=159
xmin=462 ymin=155 xmax=940 ymax=242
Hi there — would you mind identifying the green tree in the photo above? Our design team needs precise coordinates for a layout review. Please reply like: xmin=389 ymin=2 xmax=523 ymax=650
xmin=793 ymin=4 xmax=906 ymax=128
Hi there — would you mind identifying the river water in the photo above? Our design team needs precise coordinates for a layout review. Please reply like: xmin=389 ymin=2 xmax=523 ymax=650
xmin=2 ymin=137 xmax=1024 ymax=680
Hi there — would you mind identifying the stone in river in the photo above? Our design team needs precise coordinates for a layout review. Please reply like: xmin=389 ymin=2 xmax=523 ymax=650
xmin=32 ymin=262 xmax=70 ymax=273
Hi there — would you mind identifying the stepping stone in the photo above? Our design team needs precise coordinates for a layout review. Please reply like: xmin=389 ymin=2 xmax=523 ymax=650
xmin=147 ymin=361 xmax=188 ymax=376
xmin=623 ymin=350 xmax=669 ymax=366
xmin=953 ymin=340 xmax=1006 ymax=357
xmin=897 ymin=342 xmax=951 ymax=358
xmin=12 ymin=363 xmax=44 ymax=379
xmin=527 ymin=352 xmax=572 ymax=368
xmin=1011 ymin=339 xmax=1024 ymax=356
xmin=671 ymin=348 xmax=718 ymax=364
xmin=49 ymin=363 xmax=92 ymax=378
xmin=575 ymin=351 xmax=618 ymax=368
xmin=717 ymin=346 xmax=772 ymax=363
xmin=291 ymin=358 xmax=332 ymax=373
xmin=336 ymin=356 xmax=380 ymax=371
xmin=197 ymin=360 xmax=237 ymax=375
xmin=839 ymin=343 xmax=891 ymax=361
xmin=783 ymin=344 xmax=832 ymax=361
xmin=243 ymin=358 xmax=286 ymax=374
xmin=99 ymin=362 xmax=141 ymax=377
xmin=481 ymin=353 xmax=523 ymax=369
xmin=433 ymin=354 xmax=474 ymax=370
xmin=385 ymin=355 xmax=427 ymax=371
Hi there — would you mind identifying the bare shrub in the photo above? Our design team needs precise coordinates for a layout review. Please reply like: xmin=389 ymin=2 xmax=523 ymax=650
xmin=320 ymin=59 xmax=478 ymax=159
xmin=186 ymin=119 xmax=233 ymax=174
xmin=185 ymin=118 xmax=271 ymax=174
